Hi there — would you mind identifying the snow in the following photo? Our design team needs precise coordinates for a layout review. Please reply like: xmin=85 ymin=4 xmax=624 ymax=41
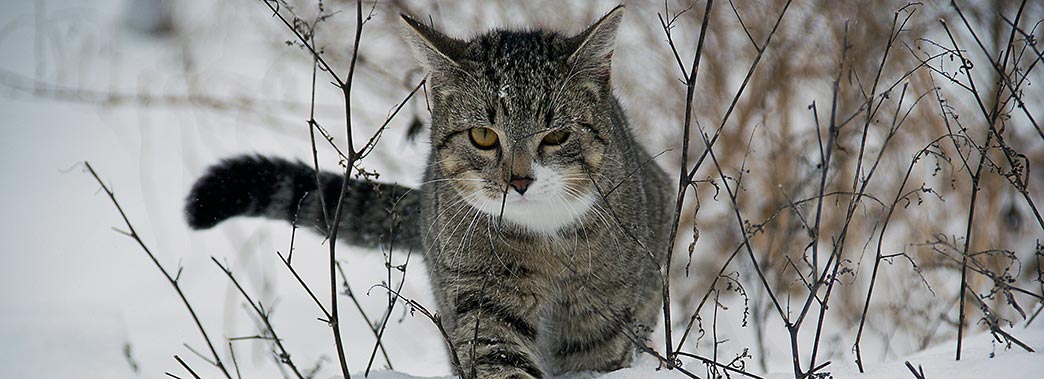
xmin=1 ymin=0 xmax=1042 ymax=379
xmin=359 ymin=322 xmax=1044 ymax=379
xmin=833 ymin=322 xmax=1044 ymax=379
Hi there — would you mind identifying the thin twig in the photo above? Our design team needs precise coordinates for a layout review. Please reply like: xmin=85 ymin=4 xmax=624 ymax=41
xmin=660 ymin=0 xmax=715 ymax=362
xmin=212 ymin=258 xmax=307 ymax=379
xmin=674 ymin=351 xmax=765 ymax=379
xmin=335 ymin=261 xmax=394 ymax=369
xmin=174 ymin=355 xmax=203 ymax=379
xmin=84 ymin=162 xmax=232 ymax=379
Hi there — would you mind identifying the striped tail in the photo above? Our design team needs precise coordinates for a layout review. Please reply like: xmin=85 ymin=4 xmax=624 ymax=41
xmin=185 ymin=155 xmax=421 ymax=251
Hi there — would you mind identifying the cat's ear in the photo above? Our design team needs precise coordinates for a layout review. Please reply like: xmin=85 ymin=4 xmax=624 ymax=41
xmin=565 ymin=5 xmax=625 ymax=78
xmin=400 ymin=14 xmax=466 ymax=72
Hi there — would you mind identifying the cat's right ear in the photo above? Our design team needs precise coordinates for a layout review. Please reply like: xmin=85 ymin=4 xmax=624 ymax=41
xmin=400 ymin=14 xmax=465 ymax=72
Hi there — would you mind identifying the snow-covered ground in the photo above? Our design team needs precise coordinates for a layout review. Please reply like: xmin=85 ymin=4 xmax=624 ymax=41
xmin=2 ymin=0 xmax=1042 ymax=378
xmin=362 ymin=319 xmax=1044 ymax=378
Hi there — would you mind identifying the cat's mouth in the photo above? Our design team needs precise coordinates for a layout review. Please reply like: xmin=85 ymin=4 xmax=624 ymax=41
xmin=463 ymin=186 xmax=597 ymax=235
xmin=453 ymin=164 xmax=600 ymax=234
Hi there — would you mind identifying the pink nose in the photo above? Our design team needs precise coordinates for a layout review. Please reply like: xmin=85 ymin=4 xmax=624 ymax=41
xmin=509 ymin=176 xmax=534 ymax=195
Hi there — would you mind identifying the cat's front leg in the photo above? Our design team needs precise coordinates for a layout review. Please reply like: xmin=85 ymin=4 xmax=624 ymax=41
xmin=543 ymin=271 xmax=662 ymax=374
xmin=438 ymin=268 xmax=546 ymax=379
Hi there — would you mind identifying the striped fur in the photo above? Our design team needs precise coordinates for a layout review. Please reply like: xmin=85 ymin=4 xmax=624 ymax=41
xmin=186 ymin=155 xmax=421 ymax=250
xmin=186 ymin=6 xmax=672 ymax=378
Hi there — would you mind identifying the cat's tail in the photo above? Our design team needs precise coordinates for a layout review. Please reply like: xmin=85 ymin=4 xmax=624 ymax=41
xmin=185 ymin=155 xmax=422 ymax=251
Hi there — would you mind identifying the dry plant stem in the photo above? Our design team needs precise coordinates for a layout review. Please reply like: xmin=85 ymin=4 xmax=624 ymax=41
xmin=365 ymin=250 xmax=411 ymax=377
xmin=228 ymin=342 xmax=243 ymax=379
xmin=307 ymin=57 xmax=333 ymax=229
xmin=374 ymin=284 xmax=465 ymax=375
xmin=697 ymin=112 xmax=791 ymax=375
xmin=673 ymin=351 xmax=764 ymax=379
xmin=672 ymin=0 xmax=793 ymax=352
xmin=335 ymin=262 xmax=394 ymax=369
xmin=956 ymin=152 xmax=985 ymax=363
xmin=938 ymin=12 xmax=1007 ymax=361
xmin=948 ymin=251 xmax=1043 ymax=300
xmin=675 ymin=243 xmax=743 ymax=351
xmin=352 ymin=48 xmax=426 ymax=379
xmin=661 ymin=0 xmax=714 ymax=363
xmin=84 ymin=162 xmax=233 ymax=379
xmin=814 ymin=7 xmax=916 ymax=371
xmin=854 ymin=136 xmax=947 ymax=372
xmin=963 ymin=285 xmax=1036 ymax=352
xmin=282 ymin=173 xmax=331 ymax=318
xmin=338 ymin=73 xmax=420 ymax=368
xmin=281 ymin=191 xmax=399 ymax=368
xmin=998 ymin=16 xmax=1044 ymax=143
xmin=809 ymin=81 xmax=916 ymax=375
xmin=671 ymin=1 xmax=795 ymax=358
xmin=261 ymin=1 xmax=375 ymax=377
xmin=712 ymin=291 xmax=720 ymax=377
xmin=683 ymin=0 xmax=794 ymax=182
xmin=260 ymin=0 xmax=344 ymax=86
xmin=324 ymin=2 xmax=369 ymax=377
xmin=798 ymin=30 xmax=915 ymax=378
xmin=674 ymin=187 xmax=889 ymax=358
xmin=937 ymin=6 xmax=1044 ymax=348
xmin=851 ymin=6 xmax=930 ymax=369
xmin=1035 ymin=243 xmax=1044 ymax=307
xmin=904 ymin=361 xmax=927 ymax=379
xmin=802 ymin=22 xmax=849 ymax=329
xmin=659 ymin=0 xmax=697 ymax=75
xmin=800 ymin=9 xmax=928 ymax=371
xmin=356 ymin=77 xmax=427 ymax=162
xmin=1029 ymin=304 xmax=1044 ymax=327
xmin=277 ymin=251 xmax=332 ymax=319
xmin=269 ymin=1 xmax=419 ymax=375
xmin=212 ymin=258 xmax=307 ymax=379
xmin=183 ymin=344 xmax=220 ymax=367
xmin=949 ymin=0 xmax=1044 ymax=232
xmin=630 ymin=342 xmax=701 ymax=379
xmin=174 ymin=355 xmax=203 ymax=379
xmin=0 ymin=69 xmax=341 ymax=114
xmin=776 ymin=21 xmax=850 ymax=379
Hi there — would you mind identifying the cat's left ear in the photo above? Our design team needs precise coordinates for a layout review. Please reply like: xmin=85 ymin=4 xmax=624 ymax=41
xmin=565 ymin=5 xmax=625 ymax=79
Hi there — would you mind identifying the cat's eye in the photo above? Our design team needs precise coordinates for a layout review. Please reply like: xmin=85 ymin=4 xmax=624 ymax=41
xmin=469 ymin=127 xmax=499 ymax=150
xmin=541 ymin=129 xmax=571 ymax=146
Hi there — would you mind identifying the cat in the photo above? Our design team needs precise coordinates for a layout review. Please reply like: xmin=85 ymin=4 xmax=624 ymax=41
xmin=185 ymin=5 xmax=673 ymax=378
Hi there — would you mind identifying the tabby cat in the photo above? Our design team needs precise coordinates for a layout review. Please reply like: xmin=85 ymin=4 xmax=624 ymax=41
xmin=185 ymin=5 xmax=673 ymax=378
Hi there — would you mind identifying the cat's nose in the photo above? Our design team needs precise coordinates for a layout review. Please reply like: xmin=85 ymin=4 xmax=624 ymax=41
xmin=509 ymin=176 xmax=534 ymax=195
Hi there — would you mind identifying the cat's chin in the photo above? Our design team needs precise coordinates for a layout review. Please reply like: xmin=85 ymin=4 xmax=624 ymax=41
xmin=468 ymin=192 xmax=598 ymax=236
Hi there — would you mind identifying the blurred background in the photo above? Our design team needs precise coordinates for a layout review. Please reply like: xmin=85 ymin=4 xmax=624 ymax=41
xmin=1 ymin=0 xmax=1041 ymax=378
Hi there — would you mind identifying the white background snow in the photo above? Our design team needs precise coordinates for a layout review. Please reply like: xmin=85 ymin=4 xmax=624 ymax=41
xmin=1 ymin=0 xmax=1041 ymax=378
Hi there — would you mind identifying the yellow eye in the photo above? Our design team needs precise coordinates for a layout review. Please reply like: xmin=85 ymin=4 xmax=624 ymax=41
xmin=541 ymin=129 xmax=571 ymax=146
xmin=469 ymin=127 xmax=499 ymax=150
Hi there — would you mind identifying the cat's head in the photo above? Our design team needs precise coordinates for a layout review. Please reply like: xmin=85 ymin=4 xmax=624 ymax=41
xmin=402 ymin=6 xmax=625 ymax=235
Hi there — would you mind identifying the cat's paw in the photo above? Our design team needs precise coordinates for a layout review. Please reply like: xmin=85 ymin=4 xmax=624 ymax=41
xmin=184 ymin=155 xmax=285 ymax=229
xmin=469 ymin=366 xmax=542 ymax=379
